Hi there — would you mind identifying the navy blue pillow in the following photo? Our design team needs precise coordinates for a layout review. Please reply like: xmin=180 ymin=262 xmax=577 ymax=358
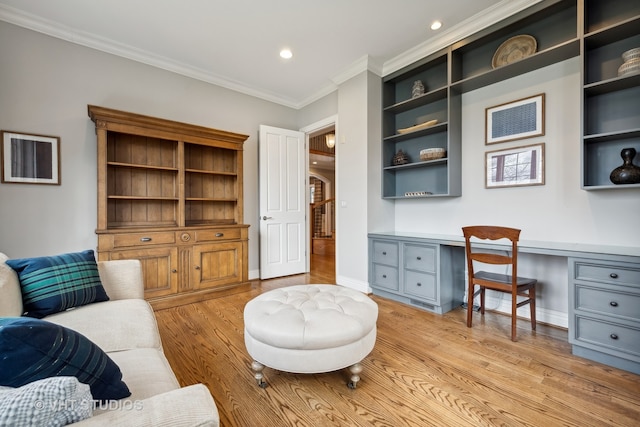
xmin=0 ymin=317 xmax=131 ymax=401
xmin=6 ymin=250 xmax=109 ymax=318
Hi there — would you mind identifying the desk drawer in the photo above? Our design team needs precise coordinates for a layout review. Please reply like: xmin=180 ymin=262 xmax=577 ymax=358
xmin=404 ymin=270 xmax=437 ymax=301
xmin=574 ymin=261 xmax=640 ymax=287
xmin=372 ymin=264 xmax=399 ymax=291
xmin=194 ymin=228 xmax=242 ymax=242
xmin=574 ymin=316 xmax=640 ymax=358
xmin=575 ymin=284 xmax=640 ymax=322
xmin=404 ymin=244 xmax=436 ymax=273
xmin=372 ymin=241 xmax=398 ymax=267
xmin=113 ymin=231 xmax=176 ymax=248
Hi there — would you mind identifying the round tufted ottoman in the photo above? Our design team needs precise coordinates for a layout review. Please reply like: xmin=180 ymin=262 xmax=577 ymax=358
xmin=244 ymin=284 xmax=378 ymax=389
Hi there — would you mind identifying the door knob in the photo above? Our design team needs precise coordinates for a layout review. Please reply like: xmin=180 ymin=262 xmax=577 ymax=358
xmin=262 ymin=216 xmax=273 ymax=220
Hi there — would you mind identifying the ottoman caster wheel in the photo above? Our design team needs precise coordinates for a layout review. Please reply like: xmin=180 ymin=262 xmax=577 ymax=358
xmin=347 ymin=362 xmax=362 ymax=389
xmin=252 ymin=360 xmax=267 ymax=388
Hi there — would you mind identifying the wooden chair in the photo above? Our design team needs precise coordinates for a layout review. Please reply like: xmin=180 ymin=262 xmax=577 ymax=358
xmin=462 ymin=226 xmax=537 ymax=342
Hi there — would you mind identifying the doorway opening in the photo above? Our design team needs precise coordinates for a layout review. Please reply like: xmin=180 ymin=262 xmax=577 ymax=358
xmin=307 ymin=126 xmax=335 ymax=278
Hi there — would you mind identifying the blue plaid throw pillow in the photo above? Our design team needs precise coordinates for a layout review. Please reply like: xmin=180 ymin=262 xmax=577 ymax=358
xmin=0 ymin=317 xmax=131 ymax=401
xmin=6 ymin=250 xmax=109 ymax=318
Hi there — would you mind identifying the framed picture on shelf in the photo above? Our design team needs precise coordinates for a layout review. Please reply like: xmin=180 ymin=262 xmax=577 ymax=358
xmin=486 ymin=143 xmax=545 ymax=189
xmin=485 ymin=93 xmax=544 ymax=144
xmin=1 ymin=131 xmax=61 ymax=185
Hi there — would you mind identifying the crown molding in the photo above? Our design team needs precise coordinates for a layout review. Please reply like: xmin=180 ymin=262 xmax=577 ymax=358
xmin=382 ymin=0 xmax=543 ymax=77
xmin=0 ymin=3 xmax=302 ymax=109
xmin=0 ymin=0 xmax=542 ymax=110
xmin=331 ymin=55 xmax=383 ymax=86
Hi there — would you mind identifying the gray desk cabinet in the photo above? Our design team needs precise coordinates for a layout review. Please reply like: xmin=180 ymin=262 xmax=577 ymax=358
xmin=368 ymin=235 xmax=465 ymax=314
xmin=568 ymin=257 xmax=640 ymax=375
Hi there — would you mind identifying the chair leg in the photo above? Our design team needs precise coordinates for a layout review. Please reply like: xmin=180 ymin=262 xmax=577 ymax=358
xmin=480 ymin=287 xmax=485 ymax=315
xmin=511 ymin=296 xmax=518 ymax=342
xmin=466 ymin=282 xmax=475 ymax=327
xmin=530 ymin=287 xmax=536 ymax=331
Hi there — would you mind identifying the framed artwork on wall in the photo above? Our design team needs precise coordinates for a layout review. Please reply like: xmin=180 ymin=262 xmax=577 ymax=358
xmin=1 ymin=131 xmax=61 ymax=185
xmin=486 ymin=143 xmax=545 ymax=188
xmin=485 ymin=93 xmax=545 ymax=144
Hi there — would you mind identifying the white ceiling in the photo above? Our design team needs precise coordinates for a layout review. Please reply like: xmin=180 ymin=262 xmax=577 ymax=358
xmin=0 ymin=0 xmax=539 ymax=109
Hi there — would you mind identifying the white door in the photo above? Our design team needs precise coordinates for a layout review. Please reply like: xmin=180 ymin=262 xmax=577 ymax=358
xmin=259 ymin=125 xmax=307 ymax=279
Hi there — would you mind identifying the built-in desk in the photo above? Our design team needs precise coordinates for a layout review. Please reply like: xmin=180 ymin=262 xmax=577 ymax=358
xmin=368 ymin=232 xmax=640 ymax=375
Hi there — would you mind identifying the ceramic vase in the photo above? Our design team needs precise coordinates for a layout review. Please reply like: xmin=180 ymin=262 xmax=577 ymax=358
xmin=610 ymin=147 xmax=640 ymax=185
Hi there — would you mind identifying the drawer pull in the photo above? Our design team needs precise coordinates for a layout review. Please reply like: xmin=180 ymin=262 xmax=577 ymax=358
xmin=382 ymin=274 xmax=387 ymax=278
xmin=416 ymin=282 xmax=422 ymax=287
xmin=609 ymin=273 xmax=618 ymax=279
xmin=417 ymin=256 xmax=422 ymax=260
xmin=610 ymin=301 xmax=618 ymax=307
xmin=216 ymin=232 xmax=224 ymax=237
xmin=610 ymin=333 xmax=618 ymax=340
xmin=382 ymin=251 xmax=387 ymax=255
xmin=140 ymin=237 xmax=152 ymax=242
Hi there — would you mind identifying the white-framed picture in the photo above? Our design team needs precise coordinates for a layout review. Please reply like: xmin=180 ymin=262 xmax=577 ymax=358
xmin=485 ymin=93 xmax=545 ymax=144
xmin=486 ymin=143 xmax=545 ymax=188
xmin=1 ymin=131 xmax=61 ymax=185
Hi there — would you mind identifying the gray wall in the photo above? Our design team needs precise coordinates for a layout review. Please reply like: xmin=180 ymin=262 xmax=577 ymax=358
xmin=0 ymin=21 xmax=298 ymax=278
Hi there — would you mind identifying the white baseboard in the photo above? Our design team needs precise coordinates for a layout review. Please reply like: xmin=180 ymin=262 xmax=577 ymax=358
xmin=483 ymin=295 xmax=568 ymax=329
xmin=337 ymin=275 xmax=371 ymax=294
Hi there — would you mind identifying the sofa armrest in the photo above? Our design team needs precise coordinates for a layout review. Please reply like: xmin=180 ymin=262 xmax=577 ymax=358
xmin=97 ymin=259 xmax=145 ymax=301
xmin=73 ymin=384 xmax=219 ymax=427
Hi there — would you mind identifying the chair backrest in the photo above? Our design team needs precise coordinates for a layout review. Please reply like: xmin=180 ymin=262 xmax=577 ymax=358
xmin=462 ymin=225 xmax=521 ymax=281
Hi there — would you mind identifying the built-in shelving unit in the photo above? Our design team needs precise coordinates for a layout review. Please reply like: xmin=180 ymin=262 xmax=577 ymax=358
xmin=581 ymin=0 xmax=640 ymax=189
xmin=382 ymin=0 xmax=639 ymax=198
xmin=382 ymin=50 xmax=458 ymax=198
xmin=382 ymin=0 xmax=581 ymax=199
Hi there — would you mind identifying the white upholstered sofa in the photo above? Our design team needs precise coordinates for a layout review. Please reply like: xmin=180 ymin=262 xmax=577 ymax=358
xmin=0 ymin=252 xmax=219 ymax=426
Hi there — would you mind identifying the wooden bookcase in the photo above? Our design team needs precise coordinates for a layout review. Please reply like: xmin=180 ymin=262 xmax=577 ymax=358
xmin=88 ymin=105 xmax=250 ymax=308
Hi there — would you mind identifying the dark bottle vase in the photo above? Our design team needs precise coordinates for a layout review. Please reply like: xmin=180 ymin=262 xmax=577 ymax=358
xmin=610 ymin=147 xmax=640 ymax=185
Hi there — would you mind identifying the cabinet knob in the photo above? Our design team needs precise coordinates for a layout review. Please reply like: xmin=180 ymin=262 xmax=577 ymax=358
xmin=195 ymin=265 xmax=201 ymax=270
xmin=610 ymin=333 xmax=619 ymax=340
xmin=171 ymin=269 xmax=177 ymax=273
xmin=610 ymin=301 xmax=618 ymax=307
xmin=382 ymin=274 xmax=387 ymax=278
xmin=215 ymin=232 xmax=224 ymax=237
xmin=609 ymin=273 xmax=618 ymax=279
xmin=140 ymin=237 xmax=152 ymax=242
xmin=382 ymin=251 xmax=387 ymax=255
xmin=417 ymin=256 xmax=422 ymax=260
xmin=416 ymin=282 xmax=422 ymax=287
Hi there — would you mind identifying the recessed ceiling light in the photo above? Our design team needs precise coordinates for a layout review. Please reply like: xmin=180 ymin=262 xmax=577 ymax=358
xmin=280 ymin=49 xmax=293 ymax=59
xmin=431 ymin=21 xmax=442 ymax=30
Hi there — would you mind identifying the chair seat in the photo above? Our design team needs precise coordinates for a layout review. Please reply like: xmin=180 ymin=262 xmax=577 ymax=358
xmin=475 ymin=271 xmax=537 ymax=287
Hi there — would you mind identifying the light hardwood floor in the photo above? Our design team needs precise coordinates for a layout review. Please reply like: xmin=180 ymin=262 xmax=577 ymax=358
xmin=154 ymin=254 xmax=640 ymax=427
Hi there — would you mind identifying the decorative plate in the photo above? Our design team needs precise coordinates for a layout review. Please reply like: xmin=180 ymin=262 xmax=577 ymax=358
xmin=492 ymin=35 xmax=537 ymax=69
xmin=397 ymin=119 xmax=438 ymax=134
